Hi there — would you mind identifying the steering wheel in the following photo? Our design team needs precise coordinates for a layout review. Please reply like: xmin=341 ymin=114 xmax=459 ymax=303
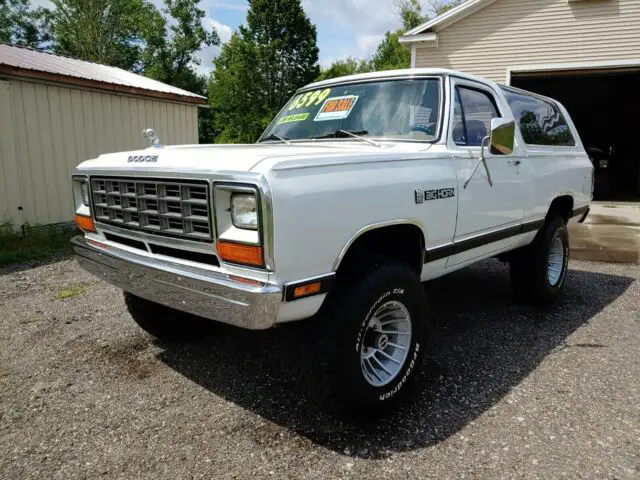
xmin=410 ymin=123 xmax=435 ymax=135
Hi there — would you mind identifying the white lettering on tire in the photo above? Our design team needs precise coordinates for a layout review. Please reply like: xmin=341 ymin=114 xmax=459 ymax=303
xmin=379 ymin=343 xmax=420 ymax=401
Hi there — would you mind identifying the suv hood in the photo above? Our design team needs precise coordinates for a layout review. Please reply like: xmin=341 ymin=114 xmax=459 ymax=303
xmin=75 ymin=142 xmax=434 ymax=174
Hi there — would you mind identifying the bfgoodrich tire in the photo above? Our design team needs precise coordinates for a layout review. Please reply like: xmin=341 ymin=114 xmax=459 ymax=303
xmin=124 ymin=292 xmax=212 ymax=342
xmin=510 ymin=216 xmax=570 ymax=306
xmin=321 ymin=258 xmax=428 ymax=417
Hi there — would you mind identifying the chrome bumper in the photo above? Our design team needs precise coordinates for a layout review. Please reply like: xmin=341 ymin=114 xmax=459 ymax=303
xmin=72 ymin=236 xmax=282 ymax=330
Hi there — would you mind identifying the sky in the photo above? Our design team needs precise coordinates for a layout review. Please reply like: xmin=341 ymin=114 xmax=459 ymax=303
xmin=31 ymin=0 xmax=426 ymax=76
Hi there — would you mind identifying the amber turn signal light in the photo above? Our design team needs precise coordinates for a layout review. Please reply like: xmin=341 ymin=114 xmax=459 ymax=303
xmin=293 ymin=282 xmax=321 ymax=299
xmin=217 ymin=241 xmax=263 ymax=267
xmin=75 ymin=214 xmax=96 ymax=233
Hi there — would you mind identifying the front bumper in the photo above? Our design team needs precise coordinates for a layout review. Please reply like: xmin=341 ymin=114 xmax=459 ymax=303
xmin=72 ymin=236 xmax=282 ymax=330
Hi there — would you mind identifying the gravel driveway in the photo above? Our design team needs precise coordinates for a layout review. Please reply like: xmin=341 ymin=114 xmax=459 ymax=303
xmin=1 ymin=258 xmax=638 ymax=479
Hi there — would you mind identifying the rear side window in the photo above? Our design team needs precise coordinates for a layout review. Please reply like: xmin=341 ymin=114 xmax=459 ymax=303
xmin=501 ymin=87 xmax=575 ymax=146
xmin=453 ymin=87 xmax=500 ymax=147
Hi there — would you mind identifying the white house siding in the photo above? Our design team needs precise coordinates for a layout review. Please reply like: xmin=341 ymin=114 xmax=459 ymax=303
xmin=414 ymin=0 xmax=640 ymax=83
xmin=0 ymin=79 xmax=198 ymax=227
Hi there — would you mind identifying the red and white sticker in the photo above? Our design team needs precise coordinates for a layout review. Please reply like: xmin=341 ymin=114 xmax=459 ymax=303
xmin=314 ymin=95 xmax=359 ymax=122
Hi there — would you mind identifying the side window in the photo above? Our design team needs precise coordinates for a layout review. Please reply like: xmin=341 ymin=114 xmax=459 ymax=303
xmin=452 ymin=89 xmax=466 ymax=145
xmin=452 ymin=87 xmax=500 ymax=147
xmin=501 ymin=88 xmax=575 ymax=146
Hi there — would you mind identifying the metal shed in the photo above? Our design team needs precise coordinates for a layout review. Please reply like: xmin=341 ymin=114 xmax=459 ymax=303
xmin=0 ymin=43 xmax=207 ymax=228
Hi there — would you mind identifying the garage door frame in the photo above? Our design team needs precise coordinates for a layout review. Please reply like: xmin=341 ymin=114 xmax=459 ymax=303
xmin=506 ymin=59 xmax=640 ymax=85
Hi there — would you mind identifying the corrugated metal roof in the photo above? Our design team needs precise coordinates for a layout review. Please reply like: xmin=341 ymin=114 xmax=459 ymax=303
xmin=0 ymin=43 xmax=207 ymax=104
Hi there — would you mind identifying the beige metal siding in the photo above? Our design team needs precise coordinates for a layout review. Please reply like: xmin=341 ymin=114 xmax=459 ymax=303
xmin=0 ymin=80 xmax=22 ymax=226
xmin=415 ymin=0 xmax=640 ymax=83
xmin=0 ymin=79 xmax=199 ymax=226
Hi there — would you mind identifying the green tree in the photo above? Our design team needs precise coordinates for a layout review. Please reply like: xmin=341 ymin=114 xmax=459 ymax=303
xmin=371 ymin=0 xmax=428 ymax=71
xmin=0 ymin=0 xmax=52 ymax=47
xmin=209 ymin=34 xmax=265 ymax=143
xmin=144 ymin=0 xmax=219 ymax=92
xmin=425 ymin=0 xmax=464 ymax=16
xmin=317 ymin=57 xmax=372 ymax=81
xmin=141 ymin=0 xmax=220 ymax=144
xmin=210 ymin=0 xmax=319 ymax=143
xmin=399 ymin=0 xmax=428 ymax=30
xmin=371 ymin=30 xmax=411 ymax=71
xmin=180 ymin=72 xmax=219 ymax=144
xmin=50 ymin=0 xmax=166 ymax=72
xmin=371 ymin=0 xmax=463 ymax=71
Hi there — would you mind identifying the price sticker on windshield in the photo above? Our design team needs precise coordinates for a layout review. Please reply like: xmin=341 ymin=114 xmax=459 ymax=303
xmin=288 ymin=88 xmax=331 ymax=110
xmin=314 ymin=95 xmax=359 ymax=122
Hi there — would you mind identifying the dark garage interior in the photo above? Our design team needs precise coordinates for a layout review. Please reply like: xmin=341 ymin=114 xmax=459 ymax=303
xmin=512 ymin=70 xmax=640 ymax=201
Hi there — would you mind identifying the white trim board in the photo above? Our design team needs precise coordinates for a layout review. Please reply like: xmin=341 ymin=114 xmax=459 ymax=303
xmin=403 ymin=0 xmax=499 ymax=38
xmin=506 ymin=59 xmax=640 ymax=84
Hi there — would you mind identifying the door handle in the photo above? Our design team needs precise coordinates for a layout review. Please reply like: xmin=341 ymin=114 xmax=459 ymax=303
xmin=508 ymin=160 xmax=521 ymax=166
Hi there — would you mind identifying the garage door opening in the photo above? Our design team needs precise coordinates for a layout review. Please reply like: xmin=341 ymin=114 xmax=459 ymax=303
xmin=511 ymin=69 xmax=640 ymax=202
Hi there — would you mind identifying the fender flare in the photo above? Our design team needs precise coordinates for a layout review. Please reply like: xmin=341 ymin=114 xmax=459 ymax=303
xmin=331 ymin=219 xmax=427 ymax=271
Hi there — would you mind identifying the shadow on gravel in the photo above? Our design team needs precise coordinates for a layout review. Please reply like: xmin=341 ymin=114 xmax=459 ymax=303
xmin=0 ymin=255 xmax=73 ymax=276
xmin=156 ymin=260 xmax=634 ymax=459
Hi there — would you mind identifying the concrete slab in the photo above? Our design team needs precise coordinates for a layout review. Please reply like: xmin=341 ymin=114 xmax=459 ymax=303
xmin=570 ymin=202 xmax=640 ymax=264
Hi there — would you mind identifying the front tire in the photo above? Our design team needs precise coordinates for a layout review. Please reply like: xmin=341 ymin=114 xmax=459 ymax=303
xmin=510 ymin=215 xmax=569 ymax=305
xmin=321 ymin=258 xmax=427 ymax=417
xmin=124 ymin=292 xmax=212 ymax=342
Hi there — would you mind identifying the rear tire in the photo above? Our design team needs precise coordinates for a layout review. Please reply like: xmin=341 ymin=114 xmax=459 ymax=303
xmin=320 ymin=257 xmax=428 ymax=418
xmin=124 ymin=292 xmax=212 ymax=342
xmin=510 ymin=216 xmax=569 ymax=305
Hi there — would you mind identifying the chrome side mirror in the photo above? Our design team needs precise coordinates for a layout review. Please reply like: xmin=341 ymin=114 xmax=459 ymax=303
xmin=488 ymin=117 xmax=515 ymax=156
xmin=464 ymin=118 xmax=516 ymax=189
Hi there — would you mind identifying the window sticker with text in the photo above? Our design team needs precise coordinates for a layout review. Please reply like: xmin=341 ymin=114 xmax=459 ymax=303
xmin=314 ymin=95 xmax=359 ymax=122
xmin=277 ymin=113 xmax=309 ymax=124
xmin=288 ymin=88 xmax=331 ymax=110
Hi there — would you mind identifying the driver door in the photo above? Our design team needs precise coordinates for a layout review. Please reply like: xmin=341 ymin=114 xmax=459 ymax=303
xmin=447 ymin=79 xmax=526 ymax=267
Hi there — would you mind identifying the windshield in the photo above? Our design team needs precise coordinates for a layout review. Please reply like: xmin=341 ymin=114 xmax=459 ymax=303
xmin=260 ymin=78 xmax=441 ymax=143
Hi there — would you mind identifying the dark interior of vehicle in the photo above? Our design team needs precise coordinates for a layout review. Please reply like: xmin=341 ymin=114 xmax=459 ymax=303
xmin=512 ymin=70 xmax=640 ymax=201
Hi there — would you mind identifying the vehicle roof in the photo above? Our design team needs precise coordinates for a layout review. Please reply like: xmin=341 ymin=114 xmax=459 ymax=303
xmin=302 ymin=68 xmax=562 ymax=106
xmin=302 ymin=68 xmax=499 ymax=91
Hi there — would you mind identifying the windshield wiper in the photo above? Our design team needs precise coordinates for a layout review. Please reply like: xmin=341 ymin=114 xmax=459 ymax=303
xmin=311 ymin=129 xmax=381 ymax=147
xmin=259 ymin=133 xmax=291 ymax=145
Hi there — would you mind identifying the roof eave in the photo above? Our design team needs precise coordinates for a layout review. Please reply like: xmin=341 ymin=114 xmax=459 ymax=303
xmin=0 ymin=64 xmax=208 ymax=106
xmin=398 ymin=33 xmax=438 ymax=45
xmin=403 ymin=0 xmax=499 ymax=37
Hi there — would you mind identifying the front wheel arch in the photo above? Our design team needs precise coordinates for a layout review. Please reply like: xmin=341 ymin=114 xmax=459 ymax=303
xmin=333 ymin=222 xmax=426 ymax=279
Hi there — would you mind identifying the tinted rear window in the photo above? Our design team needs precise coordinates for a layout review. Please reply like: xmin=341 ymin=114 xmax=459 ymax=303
xmin=501 ymin=87 xmax=575 ymax=147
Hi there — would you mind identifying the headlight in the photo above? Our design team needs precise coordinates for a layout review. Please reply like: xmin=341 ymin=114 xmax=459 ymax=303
xmin=72 ymin=176 xmax=92 ymax=222
xmin=72 ymin=178 xmax=90 ymax=206
xmin=80 ymin=181 xmax=90 ymax=206
xmin=72 ymin=177 xmax=90 ymax=209
xmin=231 ymin=193 xmax=258 ymax=230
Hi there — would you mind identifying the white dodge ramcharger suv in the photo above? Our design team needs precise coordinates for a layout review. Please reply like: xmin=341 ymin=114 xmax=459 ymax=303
xmin=71 ymin=69 xmax=592 ymax=415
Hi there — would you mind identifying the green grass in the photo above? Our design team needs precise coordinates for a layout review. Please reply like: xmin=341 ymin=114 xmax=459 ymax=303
xmin=0 ymin=220 xmax=78 ymax=268
xmin=55 ymin=285 xmax=88 ymax=300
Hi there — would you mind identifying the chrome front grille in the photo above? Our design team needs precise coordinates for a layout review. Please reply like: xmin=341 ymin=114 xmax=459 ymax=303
xmin=91 ymin=177 xmax=212 ymax=241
